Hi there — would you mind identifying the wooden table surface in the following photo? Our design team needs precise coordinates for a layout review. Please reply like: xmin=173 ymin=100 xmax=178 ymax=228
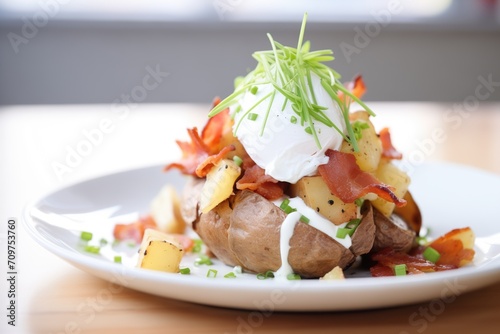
xmin=1 ymin=102 xmax=499 ymax=334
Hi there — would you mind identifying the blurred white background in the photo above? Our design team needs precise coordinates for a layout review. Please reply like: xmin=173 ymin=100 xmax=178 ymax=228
xmin=0 ymin=0 xmax=499 ymax=105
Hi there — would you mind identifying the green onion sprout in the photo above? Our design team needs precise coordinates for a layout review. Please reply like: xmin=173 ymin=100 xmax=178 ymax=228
xmin=180 ymin=267 xmax=191 ymax=275
xmin=195 ymin=254 xmax=213 ymax=266
xmin=207 ymin=269 xmax=218 ymax=278
xmin=287 ymin=273 xmax=301 ymax=280
xmin=394 ymin=264 xmax=407 ymax=276
xmin=80 ymin=231 xmax=93 ymax=242
xmin=208 ymin=12 xmax=374 ymax=152
xmin=423 ymin=247 xmax=441 ymax=263
xmin=257 ymin=270 xmax=275 ymax=280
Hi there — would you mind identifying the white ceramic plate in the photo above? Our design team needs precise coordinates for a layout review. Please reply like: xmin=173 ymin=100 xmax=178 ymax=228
xmin=23 ymin=162 xmax=500 ymax=311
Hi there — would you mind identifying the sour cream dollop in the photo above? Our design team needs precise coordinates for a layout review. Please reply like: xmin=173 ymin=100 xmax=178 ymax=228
xmin=232 ymin=74 xmax=346 ymax=184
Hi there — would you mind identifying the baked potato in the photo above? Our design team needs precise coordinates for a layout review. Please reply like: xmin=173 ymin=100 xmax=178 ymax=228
xmin=186 ymin=184 xmax=416 ymax=278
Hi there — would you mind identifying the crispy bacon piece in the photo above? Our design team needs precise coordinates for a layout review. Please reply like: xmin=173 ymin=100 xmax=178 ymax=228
xmin=380 ymin=127 xmax=403 ymax=160
xmin=370 ymin=247 xmax=457 ymax=277
xmin=164 ymin=127 xmax=210 ymax=176
xmin=429 ymin=228 xmax=475 ymax=267
xmin=164 ymin=101 xmax=232 ymax=176
xmin=339 ymin=75 xmax=366 ymax=104
xmin=236 ymin=164 xmax=285 ymax=200
xmin=195 ymin=145 xmax=235 ymax=178
xmin=201 ymin=97 xmax=232 ymax=149
xmin=113 ymin=215 xmax=157 ymax=244
xmin=318 ymin=149 xmax=406 ymax=206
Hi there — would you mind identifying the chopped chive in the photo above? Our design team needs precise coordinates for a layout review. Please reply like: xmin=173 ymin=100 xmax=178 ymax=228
xmin=208 ymin=13 xmax=375 ymax=154
xmin=113 ymin=255 xmax=122 ymax=263
xmin=100 ymin=238 xmax=108 ymax=246
xmin=195 ymin=254 xmax=213 ymax=266
xmin=352 ymin=120 xmax=370 ymax=140
xmin=336 ymin=228 xmax=350 ymax=239
xmin=416 ymin=236 xmax=429 ymax=246
xmin=224 ymin=272 xmax=237 ymax=278
xmin=84 ymin=245 xmax=100 ymax=254
xmin=346 ymin=219 xmax=361 ymax=234
xmin=207 ymin=269 xmax=218 ymax=278
xmin=80 ymin=231 xmax=93 ymax=242
xmin=423 ymin=247 xmax=441 ymax=263
xmin=394 ymin=264 xmax=407 ymax=276
xmin=354 ymin=198 xmax=364 ymax=207
xmin=250 ymin=86 xmax=258 ymax=94
xmin=279 ymin=198 xmax=290 ymax=210
xmin=257 ymin=270 xmax=275 ymax=280
xmin=127 ymin=241 xmax=136 ymax=248
xmin=233 ymin=155 xmax=243 ymax=167
xmin=300 ymin=215 xmax=310 ymax=224
xmin=287 ymin=273 xmax=301 ymax=280
xmin=247 ymin=113 xmax=258 ymax=121
xmin=192 ymin=239 xmax=203 ymax=253
xmin=179 ymin=267 xmax=191 ymax=275
xmin=290 ymin=116 xmax=297 ymax=124
xmin=304 ymin=126 xmax=313 ymax=135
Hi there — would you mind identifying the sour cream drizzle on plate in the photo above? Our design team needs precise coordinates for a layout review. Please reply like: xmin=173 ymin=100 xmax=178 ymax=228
xmin=273 ymin=197 xmax=352 ymax=279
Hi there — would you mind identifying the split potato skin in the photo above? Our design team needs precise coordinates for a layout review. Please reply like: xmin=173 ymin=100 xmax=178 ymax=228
xmin=193 ymin=190 xmax=397 ymax=278
xmin=187 ymin=181 xmax=417 ymax=278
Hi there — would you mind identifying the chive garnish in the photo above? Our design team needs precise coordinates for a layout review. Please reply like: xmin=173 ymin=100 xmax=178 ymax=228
xmin=84 ymin=245 xmax=100 ymax=254
xmin=287 ymin=273 xmax=301 ymax=280
xmin=114 ymin=255 xmax=122 ymax=263
xmin=195 ymin=254 xmax=213 ymax=266
xmin=180 ymin=267 xmax=191 ymax=275
xmin=208 ymin=13 xmax=374 ymax=152
xmin=207 ymin=269 xmax=218 ymax=278
xmin=257 ymin=270 xmax=275 ymax=280
xmin=336 ymin=228 xmax=350 ymax=239
xmin=394 ymin=264 xmax=407 ymax=276
xmin=80 ymin=231 xmax=93 ymax=242
xmin=423 ymin=247 xmax=441 ymax=263
xmin=247 ymin=113 xmax=258 ymax=121
xmin=233 ymin=155 xmax=243 ymax=167
xmin=192 ymin=239 xmax=203 ymax=253
xmin=224 ymin=272 xmax=237 ymax=278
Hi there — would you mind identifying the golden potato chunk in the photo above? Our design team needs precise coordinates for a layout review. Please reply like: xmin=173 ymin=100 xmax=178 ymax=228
xmin=289 ymin=176 xmax=357 ymax=225
xmin=137 ymin=229 xmax=184 ymax=273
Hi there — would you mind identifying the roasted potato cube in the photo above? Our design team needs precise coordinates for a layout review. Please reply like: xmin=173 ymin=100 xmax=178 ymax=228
xmin=137 ymin=229 xmax=184 ymax=273
xmin=371 ymin=159 xmax=410 ymax=217
xmin=150 ymin=185 xmax=186 ymax=234
xmin=200 ymin=159 xmax=241 ymax=214
xmin=320 ymin=266 xmax=345 ymax=280
xmin=289 ymin=176 xmax=357 ymax=225
xmin=340 ymin=111 xmax=382 ymax=172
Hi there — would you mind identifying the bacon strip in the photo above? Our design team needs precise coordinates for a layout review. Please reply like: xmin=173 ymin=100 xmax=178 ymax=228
xmin=164 ymin=127 xmax=210 ymax=176
xmin=429 ymin=228 xmax=475 ymax=267
xmin=195 ymin=145 xmax=234 ymax=178
xmin=380 ymin=128 xmax=403 ymax=160
xmin=164 ymin=102 xmax=232 ymax=176
xmin=113 ymin=215 xmax=157 ymax=244
xmin=318 ymin=149 xmax=406 ymax=206
xmin=201 ymin=98 xmax=231 ymax=149
xmin=339 ymin=75 xmax=366 ymax=104
xmin=370 ymin=247 xmax=457 ymax=277
xmin=236 ymin=164 xmax=285 ymax=200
